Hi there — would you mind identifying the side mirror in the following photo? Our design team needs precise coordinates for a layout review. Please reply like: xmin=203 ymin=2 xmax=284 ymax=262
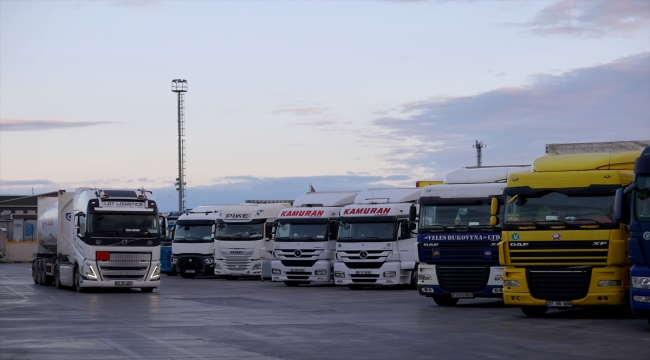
xmin=490 ymin=197 xmax=499 ymax=216
xmin=490 ymin=215 xmax=499 ymax=226
xmin=265 ymin=222 xmax=274 ymax=239
xmin=408 ymin=222 xmax=417 ymax=231
xmin=329 ymin=220 xmax=338 ymax=240
xmin=408 ymin=205 xmax=417 ymax=222
xmin=613 ymin=187 xmax=624 ymax=222
xmin=211 ymin=224 xmax=216 ymax=240
xmin=400 ymin=221 xmax=411 ymax=239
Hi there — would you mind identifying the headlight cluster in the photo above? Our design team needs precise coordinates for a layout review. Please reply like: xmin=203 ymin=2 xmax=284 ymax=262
xmin=504 ymin=280 xmax=520 ymax=287
xmin=204 ymin=258 xmax=214 ymax=265
xmin=315 ymin=269 xmax=327 ymax=275
xmin=418 ymin=274 xmax=432 ymax=281
xmin=383 ymin=271 xmax=396 ymax=278
xmin=631 ymin=277 xmax=650 ymax=289
xmin=214 ymin=263 xmax=221 ymax=270
xmin=633 ymin=295 xmax=650 ymax=303
xmin=494 ymin=275 xmax=503 ymax=281
xmin=84 ymin=261 xmax=98 ymax=280
xmin=252 ymin=263 xmax=262 ymax=270
xmin=272 ymin=268 xmax=281 ymax=275
xmin=171 ymin=257 xmax=178 ymax=264
xmin=150 ymin=263 xmax=161 ymax=280
xmin=334 ymin=271 xmax=345 ymax=278
xmin=598 ymin=280 xmax=621 ymax=287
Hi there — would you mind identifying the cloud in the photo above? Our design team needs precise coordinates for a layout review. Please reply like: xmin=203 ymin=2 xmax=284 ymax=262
xmin=289 ymin=120 xmax=352 ymax=127
xmin=521 ymin=0 xmax=650 ymax=37
xmin=272 ymin=107 xmax=329 ymax=116
xmin=0 ymin=119 xmax=120 ymax=132
xmin=372 ymin=53 xmax=650 ymax=175
xmin=0 ymin=179 xmax=56 ymax=186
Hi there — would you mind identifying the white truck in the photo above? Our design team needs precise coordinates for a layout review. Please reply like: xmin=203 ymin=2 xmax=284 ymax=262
xmin=333 ymin=188 xmax=421 ymax=289
xmin=32 ymin=188 xmax=162 ymax=292
xmin=213 ymin=200 xmax=293 ymax=279
xmin=170 ymin=205 xmax=225 ymax=278
xmin=271 ymin=191 xmax=359 ymax=286
xmin=414 ymin=166 xmax=530 ymax=305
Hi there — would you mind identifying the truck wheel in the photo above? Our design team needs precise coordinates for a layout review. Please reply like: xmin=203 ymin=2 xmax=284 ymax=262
xmin=141 ymin=288 xmax=155 ymax=293
xmin=74 ymin=267 xmax=86 ymax=293
xmin=347 ymin=285 xmax=364 ymax=290
xmin=433 ymin=296 xmax=459 ymax=306
xmin=409 ymin=266 xmax=418 ymax=289
xmin=521 ymin=306 xmax=547 ymax=317
xmin=54 ymin=265 xmax=62 ymax=289
xmin=32 ymin=260 xmax=39 ymax=284
xmin=284 ymin=281 xmax=300 ymax=287
xmin=180 ymin=273 xmax=196 ymax=279
xmin=38 ymin=260 xmax=46 ymax=285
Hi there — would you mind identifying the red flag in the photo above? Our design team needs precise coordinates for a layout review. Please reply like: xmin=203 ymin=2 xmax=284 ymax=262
xmin=309 ymin=184 xmax=316 ymax=193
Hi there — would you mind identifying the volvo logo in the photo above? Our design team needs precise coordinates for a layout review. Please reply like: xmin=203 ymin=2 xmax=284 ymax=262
xmin=359 ymin=250 xmax=368 ymax=259
xmin=294 ymin=249 xmax=302 ymax=257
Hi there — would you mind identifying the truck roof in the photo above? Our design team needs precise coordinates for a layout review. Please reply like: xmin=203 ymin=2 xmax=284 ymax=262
xmin=444 ymin=166 xmax=531 ymax=184
xmin=177 ymin=205 xmax=227 ymax=221
xmin=354 ymin=188 xmax=421 ymax=204
xmin=546 ymin=141 xmax=650 ymax=155
xmin=219 ymin=201 xmax=292 ymax=221
xmin=292 ymin=191 xmax=359 ymax=207
xmin=533 ymin=149 xmax=642 ymax=172
xmin=420 ymin=182 xmax=506 ymax=199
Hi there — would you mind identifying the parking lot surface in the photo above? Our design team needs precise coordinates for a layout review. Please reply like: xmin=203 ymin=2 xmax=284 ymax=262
xmin=1 ymin=264 xmax=648 ymax=359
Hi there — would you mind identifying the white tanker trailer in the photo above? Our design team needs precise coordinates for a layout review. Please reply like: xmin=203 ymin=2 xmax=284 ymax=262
xmin=32 ymin=188 xmax=163 ymax=292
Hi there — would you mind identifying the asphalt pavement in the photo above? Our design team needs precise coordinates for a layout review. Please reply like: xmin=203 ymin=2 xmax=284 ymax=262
xmin=1 ymin=263 xmax=648 ymax=360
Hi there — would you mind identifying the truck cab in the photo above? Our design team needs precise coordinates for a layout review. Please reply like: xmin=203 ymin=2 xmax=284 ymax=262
xmin=415 ymin=166 xmax=530 ymax=306
xmin=272 ymin=191 xmax=358 ymax=286
xmin=333 ymin=188 xmax=420 ymax=289
xmin=629 ymin=146 xmax=650 ymax=325
xmin=213 ymin=200 xmax=292 ymax=279
xmin=170 ymin=206 xmax=224 ymax=278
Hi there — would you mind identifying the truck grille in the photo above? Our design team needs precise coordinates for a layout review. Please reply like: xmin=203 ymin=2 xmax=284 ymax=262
xmin=419 ymin=242 xmax=499 ymax=263
xmin=97 ymin=252 xmax=151 ymax=280
xmin=281 ymin=260 xmax=318 ymax=267
xmin=344 ymin=262 xmax=384 ymax=269
xmin=179 ymin=257 xmax=203 ymax=271
xmin=526 ymin=267 xmax=592 ymax=301
xmin=224 ymin=255 xmax=251 ymax=272
xmin=436 ymin=266 xmax=489 ymax=292
xmin=509 ymin=241 xmax=608 ymax=266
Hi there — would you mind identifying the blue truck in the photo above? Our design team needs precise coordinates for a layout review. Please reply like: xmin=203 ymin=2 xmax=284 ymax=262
xmin=413 ymin=166 xmax=529 ymax=305
xmin=160 ymin=211 xmax=184 ymax=274
xmin=629 ymin=146 xmax=650 ymax=325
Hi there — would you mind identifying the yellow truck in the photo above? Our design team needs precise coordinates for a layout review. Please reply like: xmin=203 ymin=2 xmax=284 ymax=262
xmin=497 ymin=142 xmax=648 ymax=316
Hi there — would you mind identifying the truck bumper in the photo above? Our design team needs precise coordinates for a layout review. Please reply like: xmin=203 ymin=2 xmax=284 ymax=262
xmin=631 ymin=264 xmax=650 ymax=319
xmin=170 ymin=254 xmax=214 ymax=275
xmin=333 ymin=261 xmax=408 ymax=286
xmin=271 ymin=259 xmax=332 ymax=284
xmin=417 ymin=264 xmax=503 ymax=299
xmin=503 ymin=266 xmax=629 ymax=307
xmin=213 ymin=259 xmax=262 ymax=277
xmin=79 ymin=279 xmax=160 ymax=289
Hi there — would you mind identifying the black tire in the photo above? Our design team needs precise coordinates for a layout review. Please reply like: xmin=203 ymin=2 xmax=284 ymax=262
xmin=38 ymin=259 xmax=46 ymax=285
xmin=348 ymin=285 xmax=364 ymax=290
xmin=54 ymin=265 xmax=62 ymax=289
xmin=433 ymin=296 xmax=459 ymax=306
xmin=180 ymin=273 xmax=196 ymax=279
xmin=521 ymin=306 xmax=548 ymax=317
xmin=141 ymin=288 xmax=155 ymax=293
xmin=410 ymin=266 xmax=418 ymax=289
xmin=284 ymin=281 xmax=300 ymax=287
xmin=32 ymin=260 xmax=39 ymax=284
xmin=74 ymin=266 xmax=86 ymax=293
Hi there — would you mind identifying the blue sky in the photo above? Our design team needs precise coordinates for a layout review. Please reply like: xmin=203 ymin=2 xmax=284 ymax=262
xmin=1 ymin=0 xmax=649 ymax=211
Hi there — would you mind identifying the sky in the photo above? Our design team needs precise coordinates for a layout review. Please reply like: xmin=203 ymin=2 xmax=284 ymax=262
xmin=1 ymin=0 xmax=649 ymax=212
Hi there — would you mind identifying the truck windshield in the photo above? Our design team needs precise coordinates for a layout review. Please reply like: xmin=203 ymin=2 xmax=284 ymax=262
xmin=215 ymin=222 xmax=264 ymax=240
xmin=419 ymin=203 xmax=496 ymax=230
xmin=275 ymin=222 xmax=328 ymax=242
xmin=505 ymin=191 xmax=615 ymax=224
xmin=338 ymin=222 xmax=394 ymax=242
xmin=173 ymin=225 xmax=213 ymax=243
xmin=88 ymin=214 xmax=159 ymax=237
xmin=636 ymin=174 xmax=650 ymax=221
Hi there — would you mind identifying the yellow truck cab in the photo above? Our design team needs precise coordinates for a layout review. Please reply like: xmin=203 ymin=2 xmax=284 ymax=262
xmin=497 ymin=142 xmax=646 ymax=317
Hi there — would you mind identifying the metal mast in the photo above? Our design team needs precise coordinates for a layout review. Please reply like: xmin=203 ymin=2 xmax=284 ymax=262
xmin=171 ymin=79 xmax=187 ymax=211
xmin=473 ymin=140 xmax=486 ymax=167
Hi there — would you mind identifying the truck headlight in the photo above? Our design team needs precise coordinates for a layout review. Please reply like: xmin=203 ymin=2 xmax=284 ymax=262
xmin=150 ymin=264 xmax=161 ymax=280
xmin=204 ymin=258 xmax=214 ymax=265
xmin=504 ymin=280 xmax=520 ymax=287
xmin=214 ymin=263 xmax=221 ymax=270
xmin=631 ymin=277 xmax=650 ymax=289
xmin=171 ymin=257 xmax=178 ymax=264
xmin=494 ymin=275 xmax=503 ymax=281
xmin=633 ymin=295 xmax=650 ymax=303
xmin=315 ymin=269 xmax=327 ymax=275
xmin=598 ymin=280 xmax=621 ymax=287
xmin=418 ymin=274 xmax=432 ymax=281
xmin=272 ymin=268 xmax=281 ymax=275
xmin=334 ymin=271 xmax=345 ymax=278
xmin=84 ymin=262 xmax=98 ymax=280
xmin=252 ymin=263 xmax=261 ymax=270
xmin=383 ymin=271 xmax=396 ymax=278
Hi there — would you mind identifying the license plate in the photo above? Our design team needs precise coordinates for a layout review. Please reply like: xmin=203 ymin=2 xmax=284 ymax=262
xmin=231 ymin=273 xmax=242 ymax=276
xmin=290 ymin=268 xmax=304 ymax=272
xmin=115 ymin=281 xmax=133 ymax=286
xmin=546 ymin=301 xmax=573 ymax=307
xmin=185 ymin=270 xmax=195 ymax=274
xmin=451 ymin=292 xmax=474 ymax=299
xmin=356 ymin=271 xmax=371 ymax=275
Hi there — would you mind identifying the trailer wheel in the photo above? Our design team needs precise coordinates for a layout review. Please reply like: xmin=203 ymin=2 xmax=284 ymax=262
xmin=432 ymin=296 xmax=459 ymax=306
xmin=32 ymin=260 xmax=39 ymax=284
xmin=54 ymin=265 xmax=62 ymax=289
xmin=141 ymin=288 xmax=155 ymax=293
xmin=521 ymin=306 xmax=547 ymax=317
xmin=74 ymin=266 xmax=86 ymax=293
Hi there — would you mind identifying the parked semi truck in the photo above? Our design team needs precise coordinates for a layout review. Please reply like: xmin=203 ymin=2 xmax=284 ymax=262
xmin=334 ymin=188 xmax=421 ymax=289
xmin=32 ymin=188 xmax=162 ymax=292
xmin=629 ymin=146 xmax=650 ymax=325
xmin=169 ymin=205 xmax=225 ymax=278
xmin=159 ymin=211 xmax=184 ymax=274
xmin=498 ymin=142 xmax=647 ymax=316
xmin=214 ymin=200 xmax=293 ymax=279
xmin=414 ymin=166 xmax=530 ymax=306
xmin=272 ymin=191 xmax=359 ymax=286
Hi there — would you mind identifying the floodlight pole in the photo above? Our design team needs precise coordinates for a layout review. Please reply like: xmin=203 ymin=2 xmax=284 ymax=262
xmin=171 ymin=79 xmax=187 ymax=211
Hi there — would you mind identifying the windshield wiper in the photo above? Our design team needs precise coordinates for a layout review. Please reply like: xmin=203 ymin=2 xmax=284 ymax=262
xmin=293 ymin=236 xmax=314 ymax=240
xmin=361 ymin=236 xmax=381 ymax=239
